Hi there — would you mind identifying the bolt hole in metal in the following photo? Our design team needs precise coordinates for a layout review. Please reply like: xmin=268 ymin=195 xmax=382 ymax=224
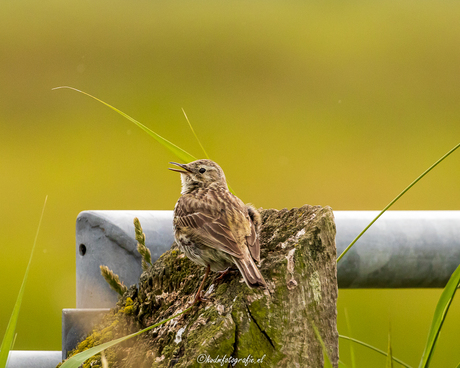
xmin=79 ymin=244 xmax=87 ymax=256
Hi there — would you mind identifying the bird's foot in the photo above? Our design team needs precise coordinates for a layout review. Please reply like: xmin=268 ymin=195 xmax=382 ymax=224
xmin=214 ymin=267 xmax=237 ymax=283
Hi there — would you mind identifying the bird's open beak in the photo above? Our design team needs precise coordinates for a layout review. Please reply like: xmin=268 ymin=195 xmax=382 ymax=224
xmin=168 ymin=162 xmax=192 ymax=174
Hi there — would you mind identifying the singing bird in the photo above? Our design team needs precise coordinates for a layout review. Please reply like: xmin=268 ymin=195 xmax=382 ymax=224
xmin=169 ymin=159 xmax=267 ymax=304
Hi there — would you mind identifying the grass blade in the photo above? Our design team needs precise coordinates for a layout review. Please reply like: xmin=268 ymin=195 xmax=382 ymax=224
xmin=53 ymin=87 xmax=241 ymax=195
xmin=101 ymin=351 xmax=108 ymax=368
xmin=344 ymin=308 xmax=356 ymax=368
xmin=337 ymin=142 xmax=460 ymax=263
xmin=52 ymin=86 xmax=197 ymax=163
xmin=180 ymin=108 xmax=238 ymax=195
xmin=311 ymin=320 xmax=333 ymax=368
xmin=0 ymin=196 xmax=48 ymax=368
xmin=418 ymin=264 xmax=460 ymax=368
xmin=386 ymin=324 xmax=393 ymax=368
xmin=181 ymin=108 xmax=210 ymax=159
xmin=339 ymin=335 xmax=412 ymax=368
xmin=60 ymin=306 xmax=192 ymax=368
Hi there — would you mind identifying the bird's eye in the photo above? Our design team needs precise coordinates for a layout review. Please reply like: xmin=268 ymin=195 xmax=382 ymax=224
xmin=199 ymin=168 xmax=206 ymax=173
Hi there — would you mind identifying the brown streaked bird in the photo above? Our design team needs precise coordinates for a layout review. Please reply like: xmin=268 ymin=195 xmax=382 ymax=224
xmin=169 ymin=159 xmax=266 ymax=304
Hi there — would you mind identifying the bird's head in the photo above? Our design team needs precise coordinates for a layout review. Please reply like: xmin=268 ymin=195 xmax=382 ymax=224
xmin=169 ymin=159 xmax=227 ymax=194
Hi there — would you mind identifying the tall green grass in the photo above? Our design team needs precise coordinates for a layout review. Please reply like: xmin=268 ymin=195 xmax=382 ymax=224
xmin=418 ymin=264 xmax=460 ymax=368
xmin=0 ymin=196 xmax=48 ymax=368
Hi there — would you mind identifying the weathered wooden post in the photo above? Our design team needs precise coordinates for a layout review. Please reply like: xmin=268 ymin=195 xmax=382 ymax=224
xmin=65 ymin=205 xmax=339 ymax=367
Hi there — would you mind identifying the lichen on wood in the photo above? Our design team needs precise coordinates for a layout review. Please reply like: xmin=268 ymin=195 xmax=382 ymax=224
xmin=60 ymin=205 xmax=338 ymax=368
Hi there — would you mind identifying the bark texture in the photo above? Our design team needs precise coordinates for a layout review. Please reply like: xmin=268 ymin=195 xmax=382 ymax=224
xmin=63 ymin=205 xmax=338 ymax=368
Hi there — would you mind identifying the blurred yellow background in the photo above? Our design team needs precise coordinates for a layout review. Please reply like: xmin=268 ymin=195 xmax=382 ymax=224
xmin=1 ymin=1 xmax=459 ymax=366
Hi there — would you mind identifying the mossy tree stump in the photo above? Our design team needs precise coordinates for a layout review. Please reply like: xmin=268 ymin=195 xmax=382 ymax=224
xmin=64 ymin=205 xmax=338 ymax=368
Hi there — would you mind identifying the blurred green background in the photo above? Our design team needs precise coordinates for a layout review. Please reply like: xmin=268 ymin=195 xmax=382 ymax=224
xmin=1 ymin=0 xmax=459 ymax=366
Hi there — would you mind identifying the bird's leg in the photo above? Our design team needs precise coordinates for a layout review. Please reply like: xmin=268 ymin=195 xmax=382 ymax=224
xmin=193 ymin=264 xmax=211 ymax=304
xmin=214 ymin=267 xmax=236 ymax=283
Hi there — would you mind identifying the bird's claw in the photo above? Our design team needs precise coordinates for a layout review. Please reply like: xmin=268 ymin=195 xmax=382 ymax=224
xmin=192 ymin=290 xmax=208 ymax=305
xmin=214 ymin=268 xmax=236 ymax=284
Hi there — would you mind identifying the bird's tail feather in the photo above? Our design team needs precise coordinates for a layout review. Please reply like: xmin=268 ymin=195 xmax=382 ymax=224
xmin=233 ymin=256 xmax=267 ymax=288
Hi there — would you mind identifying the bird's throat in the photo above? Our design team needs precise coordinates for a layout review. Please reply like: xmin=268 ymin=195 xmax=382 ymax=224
xmin=180 ymin=174 xmax=202 ymax=195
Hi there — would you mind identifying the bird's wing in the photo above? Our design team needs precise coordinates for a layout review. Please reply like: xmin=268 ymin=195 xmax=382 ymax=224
xmin=245 ymin=213 xmax=260 ymax=262
xmin=174 ymin=191 xmax=250 ymax=259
